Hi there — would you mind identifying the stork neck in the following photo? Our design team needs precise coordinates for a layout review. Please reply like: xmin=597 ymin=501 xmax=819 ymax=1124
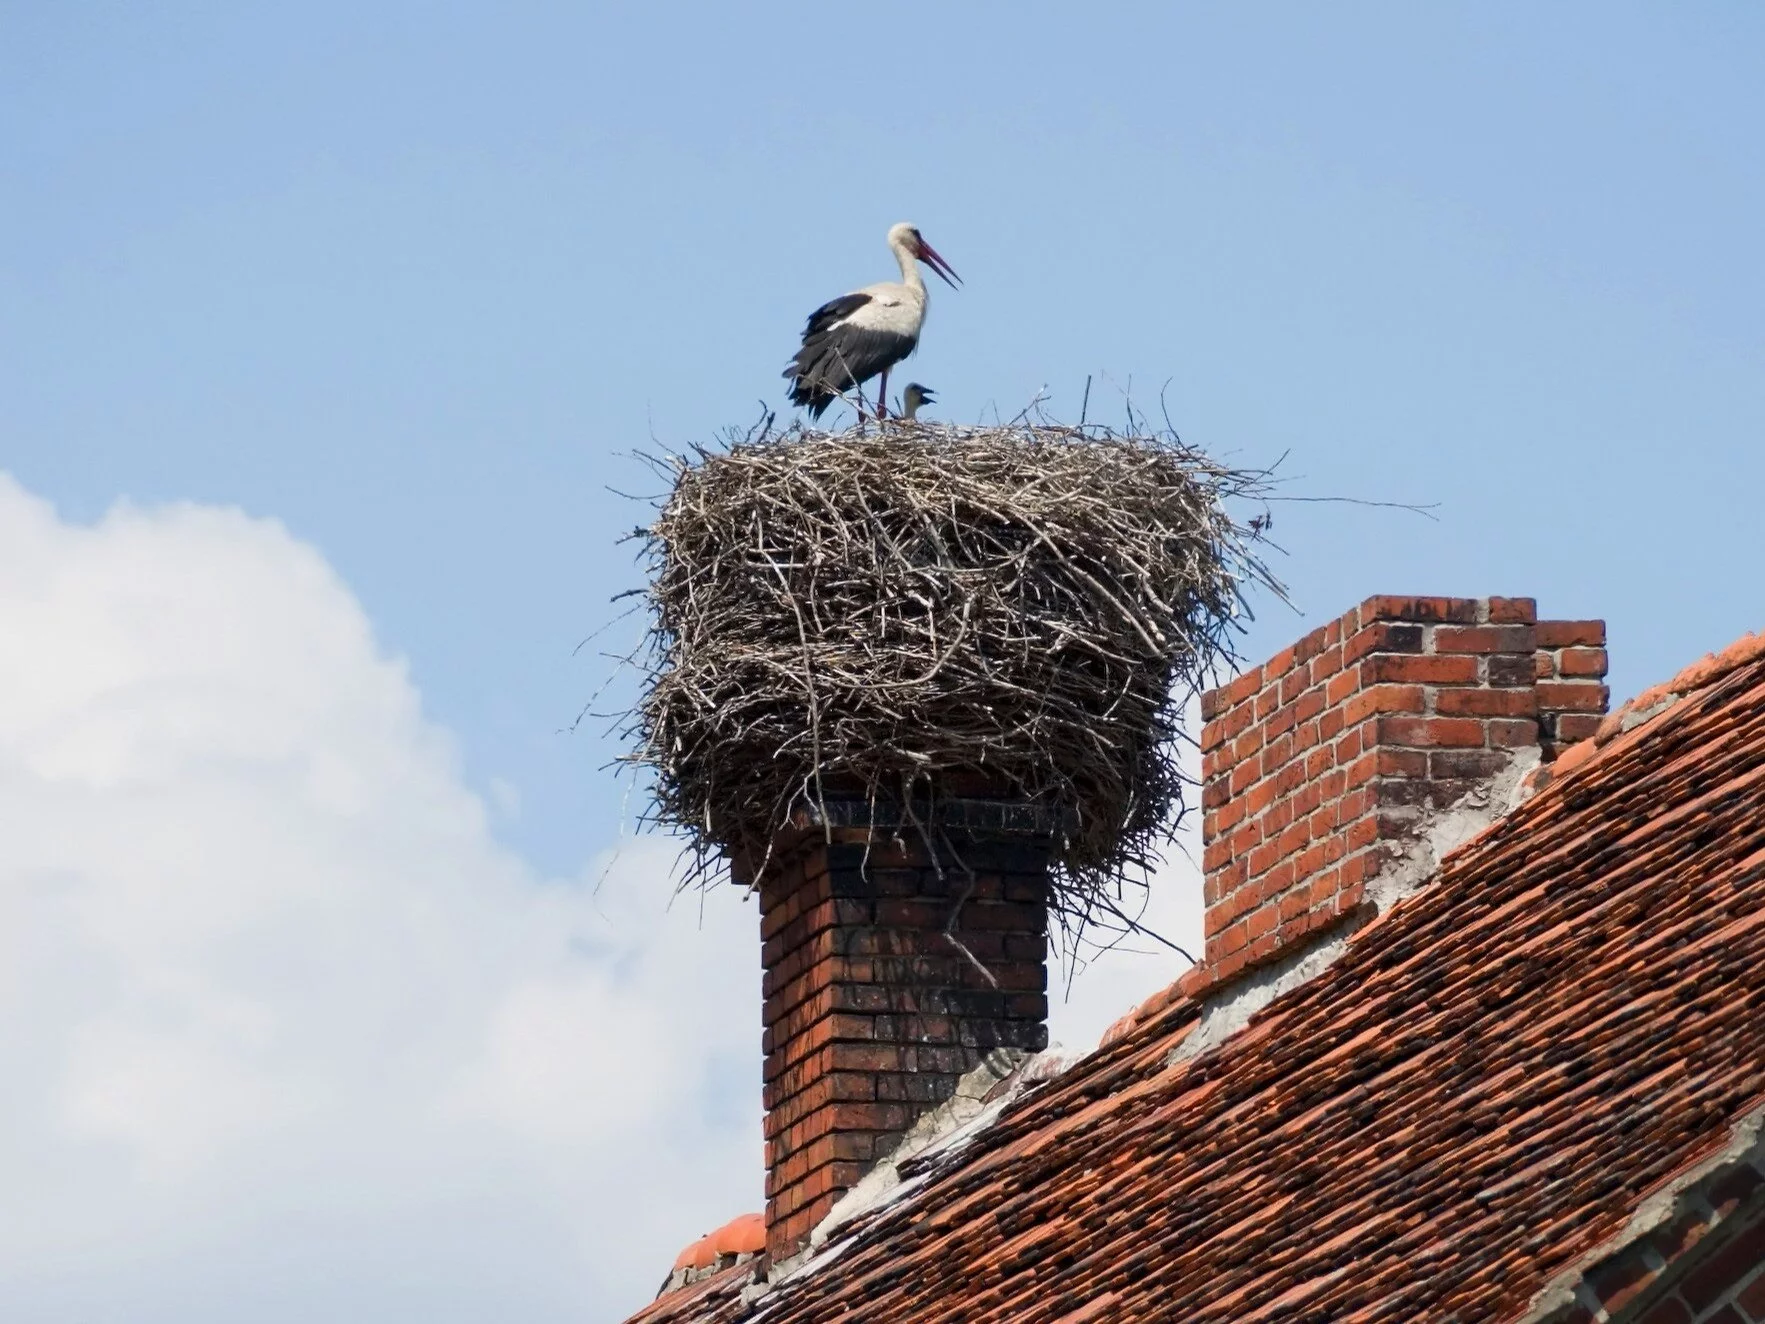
xmin=892 ymin=238 xmax=925 ymax=294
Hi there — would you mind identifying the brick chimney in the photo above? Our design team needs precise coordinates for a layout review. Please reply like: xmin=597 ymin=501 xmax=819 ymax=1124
xmin=1189 ymin=596 xmax=1607 ymax=997
xmin=746 ymin=800 xmax=1054 ymax=1263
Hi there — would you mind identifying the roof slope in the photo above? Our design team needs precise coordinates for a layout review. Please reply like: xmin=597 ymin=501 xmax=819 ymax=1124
xmin=642 ymin=637 xmax=1765 ymax=1324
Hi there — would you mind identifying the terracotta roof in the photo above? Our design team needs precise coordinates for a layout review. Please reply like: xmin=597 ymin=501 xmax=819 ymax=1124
xmin=632 ymin=633 xmax=1765 ymax=1323
xmin=644 ymin=1213 xmax=768 ymax=1311
xmin=627 ymin=1260 xmax=752 ymax=1324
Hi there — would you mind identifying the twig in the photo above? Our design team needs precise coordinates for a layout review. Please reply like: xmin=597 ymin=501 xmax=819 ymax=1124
xmin=600 ymin=413 xmax=1290 ymax=954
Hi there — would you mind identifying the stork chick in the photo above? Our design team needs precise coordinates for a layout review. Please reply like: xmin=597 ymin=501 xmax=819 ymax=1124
xmin=783 ymin=223 xmax=960 ymax=421
xmin=901 ymin=382 xmax=935 ymax=421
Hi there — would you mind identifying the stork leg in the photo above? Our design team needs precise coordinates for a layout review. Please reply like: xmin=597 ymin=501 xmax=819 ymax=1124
xmin=875 ymin=367 xmax=891 ymax=421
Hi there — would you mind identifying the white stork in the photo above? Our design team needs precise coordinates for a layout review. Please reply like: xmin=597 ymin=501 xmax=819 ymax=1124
xmin=784 ymin=222 xmax=961 ymax=421
xmin=901 ymin=382 xmax=935 ymax=421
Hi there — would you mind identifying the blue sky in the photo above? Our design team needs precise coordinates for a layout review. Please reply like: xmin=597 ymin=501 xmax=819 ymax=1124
xmin=4 ymin=4 xmax=1763 ymax=1319
xmin=9 ymin=1 xmax=1763 ymax=873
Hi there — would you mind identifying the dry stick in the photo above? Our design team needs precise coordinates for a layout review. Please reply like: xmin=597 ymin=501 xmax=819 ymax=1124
xmin=897 ymin=804 xmax=1000 ymax=991
xmin=757 ymin=530 xmax=831 ymax=839
xmin=1266 ymin=494 xmax=1441 ymax=519
xmin=626 ymin=422 xmax=1276 ymax=909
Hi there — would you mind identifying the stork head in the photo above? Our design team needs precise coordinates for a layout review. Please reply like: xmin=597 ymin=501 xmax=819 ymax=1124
xmin=902 ymin=382 xmax=936 ymax=419
xmin=889 ymin=222 xmax=961 ymax=289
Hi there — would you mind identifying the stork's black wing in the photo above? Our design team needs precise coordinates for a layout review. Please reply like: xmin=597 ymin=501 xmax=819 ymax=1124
xmin=800 ymin=292 xmax=871 ymax=340
xmin=784 ymin=324 xmax=917 ymax=419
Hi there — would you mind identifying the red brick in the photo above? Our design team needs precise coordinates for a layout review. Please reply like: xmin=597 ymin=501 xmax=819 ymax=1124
xmin=1265 ymin=696 xmax=1302 ymax=740
xmin=1737 ymin=1266 xmax=1765 ymax=1316
xmin=1651 ymin=1211 xmax=1714 ymax=1264
xmin=1375 ymin=716 xmax=1488 ymax=748
xmin=1293 ymin=842 xmax=1329 ymax=882
xmin=1262 ymin=730 xmax=1297 ymax=774
xmin=1230 ymin=759 xmax=1259 ymax=796
xmin=1487 ymin=596 xmax=1538 ymax=623
xmin=1244 ymin=905 xmax=1278 ymax=941
xmin=1247 ymin=840 xmax=1281 ymax=879
xmin=1346 ymin=621 xmax=1425 ymax=662
xmin=1217 ymin=920 xmax=1249 ymax=957
xmin=1343 ymin=684 xmax=1425 ymax=725
xmin=1293 ymin=623 xmax=1328 ymax=665
xmin=1559 ymin=647 xmax=1610 ymax=678
xmin=1682 ymin=1219 xmax=1765 ymax=1309
xmin=1555 ymin=713 xmax=1603 ymax=742
xmin=1375 ymin=748 xmax=1430 ymax=778
xmin=1309 ymin=644 xmax=1345 ymax=686
xmin=1281 ymin=668 xmax=1313 ymax=706
xmin=1245 ymin=930 xmax=1281 ymax=964
xmin=1434 ymin=624 xmax=1537 ymax=655
xmin=1293 ymin=686 xmax=1327 ymax=724
xmin=1233 ymin=734 xmax=1272 ymax=782
xmin=1343 ymin=751 xmax=1377 ymax=790
xmin=1362 ymin=653 xmax=1481 ymax=685
xmin=1434 ymin=687 xmax=1538 ymax=718
xmin=1274 ymin=760 xmax=1308 ymax=797
xmin=1275 ymin=820 xmax=1310 ymax=861
xmin=1255 ymin=681 xmax=1281 ymax=722
xmin=1635 ymin=1295 xmax=1691 ymax=1324
xmin=1586 ymin=1247 xmax=1656 ymax=1314
xmin=1325 ymin=668 xmax=1362 ymax=707
xmin=1537 ymin=681 xmax=1611 ymax=713
xmin=1245 ymin=775 xmax=1281 ymax=814
xmin=1359 ymin=595 xmax=1480 ymax=624
xmin=1265 ymin=643 xmax=1299 ymax=681
xmin=1538 ymin=618 xmax=1606 ymax=648
xmin=1489 ymin=719 xmax=1540 ymax=748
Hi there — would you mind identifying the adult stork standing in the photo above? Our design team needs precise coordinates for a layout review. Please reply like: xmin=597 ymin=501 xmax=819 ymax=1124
xmin=783 ymin=222 xmax=961 ymax=421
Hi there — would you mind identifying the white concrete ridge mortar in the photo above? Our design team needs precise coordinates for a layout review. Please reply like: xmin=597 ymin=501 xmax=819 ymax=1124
xmin=747 ymin=1045 xmax=1082 ymax=1307
xmin=810 ymin=1046 xmax=1078 ymax=1248
xmin=1171 ymin=744 xmax=1539 ymax=1069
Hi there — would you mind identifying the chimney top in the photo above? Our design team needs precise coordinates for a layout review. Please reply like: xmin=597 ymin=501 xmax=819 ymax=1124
xmin=1185 ymin=595 xmax=1608 ymax=999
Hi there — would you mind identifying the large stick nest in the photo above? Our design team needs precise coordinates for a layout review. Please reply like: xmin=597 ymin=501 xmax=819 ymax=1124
xmin=623 ymin=419 xmax=1275 ymax=937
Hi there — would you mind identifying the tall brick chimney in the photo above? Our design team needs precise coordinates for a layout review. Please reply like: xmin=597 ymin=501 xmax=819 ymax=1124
xmin=1188 ymin=596 xmax=1607 ymax=997
xmin=744 ymin=800 xmax=1055 ymax=1263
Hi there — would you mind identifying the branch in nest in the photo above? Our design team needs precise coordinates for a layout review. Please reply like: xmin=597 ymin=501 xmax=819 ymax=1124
xmin=616 ymin=418 xmax=1283 ymax=956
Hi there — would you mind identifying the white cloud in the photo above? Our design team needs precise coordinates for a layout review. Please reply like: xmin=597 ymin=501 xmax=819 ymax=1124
xmin=0 ymin=475 xmax=761 ymax=1322
xmin=0 ymin=472 xmax=1200 ymax=1324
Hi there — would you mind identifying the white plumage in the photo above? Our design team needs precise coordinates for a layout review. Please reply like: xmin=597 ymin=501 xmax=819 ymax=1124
xmin=784 ymin=222 xmax=961 ymax=421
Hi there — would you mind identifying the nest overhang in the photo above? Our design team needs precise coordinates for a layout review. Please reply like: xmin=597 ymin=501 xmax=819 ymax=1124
xmin=623 ymin=420 xmax=1275 ymax=940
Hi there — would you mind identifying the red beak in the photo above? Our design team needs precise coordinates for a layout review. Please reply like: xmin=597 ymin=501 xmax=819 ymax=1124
xmin=916 ymin=237 xmax=962 ymax=289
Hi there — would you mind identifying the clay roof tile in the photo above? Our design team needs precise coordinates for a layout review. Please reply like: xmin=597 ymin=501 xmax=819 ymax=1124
xmin=629 ymin=629 xmax=1765 ymax=1324
xmin=709 ymin=1212 xmax=764 ymax=1257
